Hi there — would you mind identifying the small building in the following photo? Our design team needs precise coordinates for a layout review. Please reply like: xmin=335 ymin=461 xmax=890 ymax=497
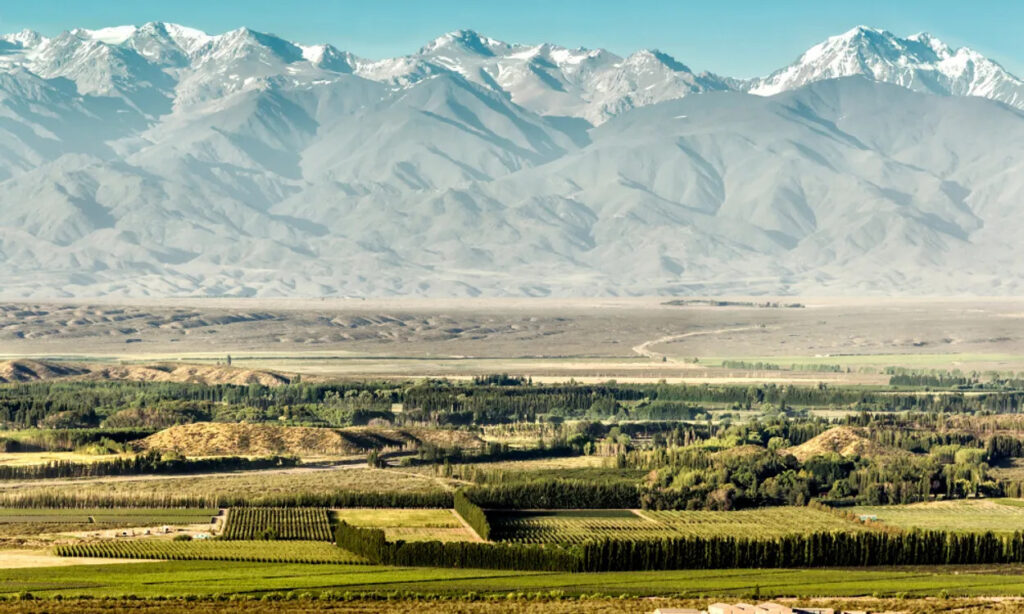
xmin=709 ymin=604 xmax=736 ymax=614
xmin=756 ymin=603 xmax=793 ymax=614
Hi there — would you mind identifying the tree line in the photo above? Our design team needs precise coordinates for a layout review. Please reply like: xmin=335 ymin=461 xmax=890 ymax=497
xmin=578 ymin=529 xmax=1024 ymax=571
xmin=0 ymin=428 xmax=154 ymax=452
xmin=453 ymin=490 xmax=490 ymax=540
xmin=337 ymin=517 xmax=1024 ymax=572
xmin=335 ymin=521 xmax=578 ymax=571
xmin=0 ymin=452 xmax=297 ymax=480
xmin=463 ymin=479 xmax=643 ymax=509
xmin=4 ymin=378 xmax=1024 ymax=431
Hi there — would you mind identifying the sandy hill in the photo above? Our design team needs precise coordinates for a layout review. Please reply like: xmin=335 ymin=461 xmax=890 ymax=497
xmin=0 ymin=359 xmax=293 ymax=387
xmin=140 ymin=422 xmax=483 ymax=457
xmin=86 ymin=364 xmax=291 ymax=387
xmin=783 ymin=426 xmax=902 ymax=462
xmin=0 ymin=359 xmax=88 ymax=383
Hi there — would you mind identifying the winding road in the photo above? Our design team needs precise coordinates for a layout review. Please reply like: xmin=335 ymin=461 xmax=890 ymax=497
xmin=631 ymin=326 xmax=767 ymax=363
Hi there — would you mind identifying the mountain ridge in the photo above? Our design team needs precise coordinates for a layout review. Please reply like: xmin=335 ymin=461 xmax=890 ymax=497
xmin=748 ymin=25 xmax=1024 ymax=110
xmin=6 ymin=22 xmax=1019 ymax=121
xmin=0 ymin=24 xmax=1021 ymax=298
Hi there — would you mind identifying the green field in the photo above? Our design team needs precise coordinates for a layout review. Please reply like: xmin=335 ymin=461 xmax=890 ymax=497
xmin=55 ymin=540 xmax=364 ymax=564
xmin=8 ymin=560 xmax=1024 ymax=598
xmin=850 ymin=499 xmax=1024 ymax=533
xmin=222 ymin=508 xmax=332 ymax=541
xmin=0 ymin=508 xmax=219 ymax=525
xmin=490 ymin=507 xmax=863 ymax=545
xmin=333 ymin=508 xmax=472 ymax=542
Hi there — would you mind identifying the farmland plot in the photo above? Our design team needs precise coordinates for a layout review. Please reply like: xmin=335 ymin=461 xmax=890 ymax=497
xmin=490 ymin=510 xmax=655 ymax=544
xmin=222 ymin=508 xmax=332 ymax=541
xmin=850 ymin=499 xmax=1024 ymax=533
xmin=333 ymin=508 xmax=472 ymax=542
xmin=490 ymin=507 xmax=862 ymax=544
xmin=643 ymin=508 xmax=866 ymax=538
xmin=0 ymin=508 xmax=218 ymax=526
xmin=55 ymin=540 xmax=364 ymax=564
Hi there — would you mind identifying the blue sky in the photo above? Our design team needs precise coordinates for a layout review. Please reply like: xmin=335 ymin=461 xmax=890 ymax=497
xmin=1 ymin=0 xmax=1020 ymax=78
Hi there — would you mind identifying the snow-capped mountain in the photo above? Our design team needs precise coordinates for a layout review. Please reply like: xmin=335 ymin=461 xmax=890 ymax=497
xmin=749 ymin=26 xmax=1024 ymax=109
xmin=0 ymin=29 xmax=46 ymax=50
xmin=347 ymin=29 xmax=730 ymax=124
xmin=0 ymin=23 xmax=732 ymax=125
xmin=0 ymin=22 xmax=1021 ymax=298
xmin=4 ymin=23 xmax=1021 ymax=123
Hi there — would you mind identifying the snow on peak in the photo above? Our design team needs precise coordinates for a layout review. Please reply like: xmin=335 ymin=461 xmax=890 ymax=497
xmin=162 ymin=23 xmax=216 ymax=53
xmin=547 ymin=46 xmax=606 ymax=66
xmin=749 ymin=25 xmax=1024 ymax=104
xmin=0 ymin=21 xmax=1020 ymax=125
xmin=206 ymin=27 xmax=304 ymax=64
xmin=419 ymin=29 xmax=510 ymax=56
xmin=47 ymin=22 xmax=215 ymax=59
xmin=301 ymin=44 xmax=327 ymax=64
xmin=625 ymin=49 xmax=692 ymax=73
xmin=1 ymin=29 xmax=47 ymax=49
xmin=76 ymin=25 xmax=138 ymax=45
xmin=300 ymin=43 xmax=355 ymax=72
xmin=837 ymin=25 xmax=886 ymax=40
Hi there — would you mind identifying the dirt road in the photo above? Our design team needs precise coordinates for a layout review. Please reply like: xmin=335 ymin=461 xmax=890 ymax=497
xmin=631 ymin=326 xmax=767 ymax=362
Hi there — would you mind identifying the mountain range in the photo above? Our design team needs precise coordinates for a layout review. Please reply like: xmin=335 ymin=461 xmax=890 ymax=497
xmin=0 ymin=23 xmax=1021 ymax=297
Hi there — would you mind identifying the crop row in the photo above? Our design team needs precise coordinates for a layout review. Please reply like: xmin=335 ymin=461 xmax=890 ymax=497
xmin=643 ymin=508 xmax=864 ymax=535
xmin=55 ymin=540 xmax=366 ymax=564
xmin=488 ymin=511 xmax=653 ymax=545
xmin=222 ymin=508 xmax=332 ymax=541
xmin=490 ymin=507 xmax=863 ymax=544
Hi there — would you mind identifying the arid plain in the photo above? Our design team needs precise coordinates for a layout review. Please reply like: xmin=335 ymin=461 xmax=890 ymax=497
xmin=1 ymin=297 xmax=1022 ymax=383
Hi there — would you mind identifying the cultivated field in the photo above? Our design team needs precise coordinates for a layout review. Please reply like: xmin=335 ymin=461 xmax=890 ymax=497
xmin=222 ymin=508 xmax=333 ymax=541
xmin=333 ymin=508 xmax=473 ymax=542
xmin=489 ymin=507 xmax=865 ymax=544
xmin=0 ymin=466 xmax=457 ymax=508
xmin=55 ymin=540 xmax=364 ymax=564
xmin=9 ymin=560 xmax=1024 ymax=599
xmin=850 ymin=499 xmax=1024 ymax=533
xmin=0 ymin=598 xmax=1022 ymax=614
xmin=0 ymin=508 xmax=219 ymax=525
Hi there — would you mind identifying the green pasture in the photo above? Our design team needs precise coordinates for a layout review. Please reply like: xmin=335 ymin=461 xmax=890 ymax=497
xmin=7 ymin=561 xmax=1024 ymax=598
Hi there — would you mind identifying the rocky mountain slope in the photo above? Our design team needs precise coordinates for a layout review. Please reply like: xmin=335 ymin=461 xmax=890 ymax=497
xmin=748 ymin=26 xmax=1024 ymax=108
xmin=0 ymin=24 xmax=1020 ymax=297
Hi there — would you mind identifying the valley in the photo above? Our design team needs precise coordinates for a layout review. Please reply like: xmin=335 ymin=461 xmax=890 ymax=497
xmin=0 ymin=297 xmax=1023 ymax=611
xmin=2 ymin=7 xmax=1024 ymax=612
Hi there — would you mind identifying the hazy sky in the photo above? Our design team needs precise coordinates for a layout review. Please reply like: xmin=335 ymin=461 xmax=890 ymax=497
xmin=1 ymin=0 xmax=1021 ymax=78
